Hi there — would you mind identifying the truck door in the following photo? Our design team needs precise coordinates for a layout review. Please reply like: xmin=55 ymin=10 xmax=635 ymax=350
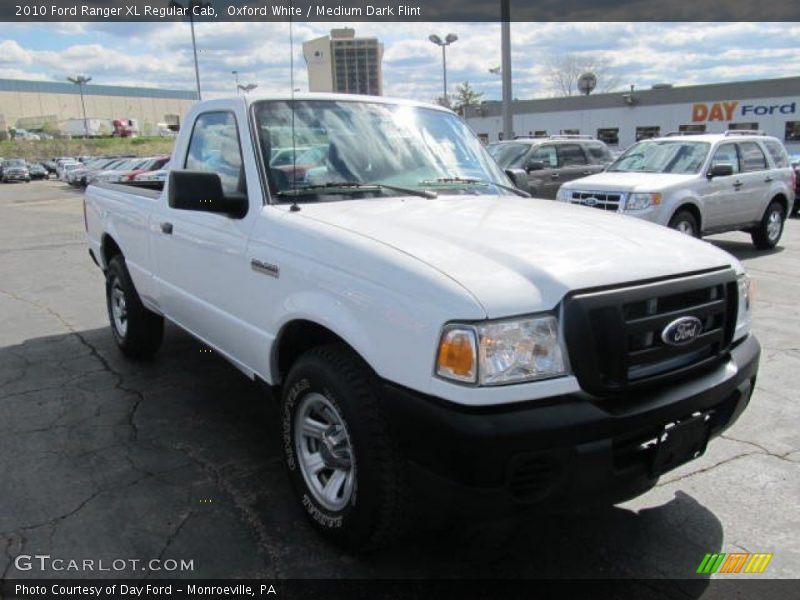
xmin=153 ymin=110 xmax=260 ymax=371
xmin=703 ymin=143 xmax=742 ymax=230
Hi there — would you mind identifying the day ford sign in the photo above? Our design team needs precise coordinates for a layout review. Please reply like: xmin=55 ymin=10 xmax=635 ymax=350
xmin=692 ymin=100 xmax=797 ymax=122
xmin=661 ymin=316 xmax=703 ymax=346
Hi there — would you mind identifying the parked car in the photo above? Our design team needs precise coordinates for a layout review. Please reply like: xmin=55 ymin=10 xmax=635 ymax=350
xmin=556 ymin=131 xmax=795 ymax=249
xmin=28 ymin=162 xmax=48 ymax=180
xmin=123 ymin=155 xmax=170 ymax=182
xmin=789 ymin=153 xmax=800 ymax=216
xmin=41 ymin=160 xmax=57 ymax=175
xmin=487 ymin=135 xmax=614 ymax=198
xmin=132 ymin=161 xmax=171 ymax=184
xmin=1 ymin=159 xmax=31 ymax=183
xmin=56 ymin=159 xmax=80 ymax=180
xmin=59 ymin=162 xmax=84 ymax=182
xmin=89 ymin=157 xmax=151 ymax=184
xmin=86 ymin=94 xmax=759 ymax=551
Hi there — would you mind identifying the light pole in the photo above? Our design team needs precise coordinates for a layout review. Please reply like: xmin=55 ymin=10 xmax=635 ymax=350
xmin=428 ymin=33 xmax=458 ymax=105
xmin=67 ymin=75 xmax=92 ymax=137
xmin=232 ymin=70 xmax=239 ymax=94
xmin=169 ymin=0 xmax=211 ymax=100
xmin=238 ymin=83 xmax=258 ymax=94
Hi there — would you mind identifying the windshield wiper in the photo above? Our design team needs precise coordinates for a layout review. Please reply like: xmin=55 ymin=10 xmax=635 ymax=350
xmin=276 ymin=181 xmax=437 ymax=200
xmin=419 ymin=177 xmax=530 ymax=197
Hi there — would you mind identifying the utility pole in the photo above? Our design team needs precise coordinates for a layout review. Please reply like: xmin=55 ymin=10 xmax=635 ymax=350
xmin=169 ymin=0 xmax=211 ymax=100
xmin=501 ymin=0 xmax=513 ymax=140
xmin=67 ymin=75 xmax=92 ymax=137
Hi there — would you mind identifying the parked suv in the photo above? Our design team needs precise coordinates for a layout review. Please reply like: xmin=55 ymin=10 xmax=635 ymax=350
xmin=487 ymin=135 xmax=613 ymax=198
xmin=556 ymin=131 xmax=795 ymax=249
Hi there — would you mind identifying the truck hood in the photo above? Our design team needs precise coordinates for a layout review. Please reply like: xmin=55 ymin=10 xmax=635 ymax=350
xmin=562 ymin=171 xmax=697 ymax=192
xmin=296 ymin=196 xmax=737 ymax=318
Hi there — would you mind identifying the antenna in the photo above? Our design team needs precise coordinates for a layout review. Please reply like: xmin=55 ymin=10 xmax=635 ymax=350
xmin=288 ymin=14 xmax=300 ymax=211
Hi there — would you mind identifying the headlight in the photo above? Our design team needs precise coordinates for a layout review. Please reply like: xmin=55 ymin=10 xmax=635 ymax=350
xmin=625 ymin=192 xmax=662 ymax=211
xmin=734 ymin=273 xmax=752 ymax=341
xmin=556 ymin=187 xmax=571 ymax=202
xmin=436 ymin=315 xmax=566 ymax=385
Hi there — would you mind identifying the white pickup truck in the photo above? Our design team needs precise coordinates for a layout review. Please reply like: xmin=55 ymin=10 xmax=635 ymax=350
xmin=85 ymin=94 xmax=760 ymax=551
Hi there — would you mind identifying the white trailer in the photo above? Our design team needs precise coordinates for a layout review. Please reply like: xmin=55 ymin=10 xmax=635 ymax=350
xmin=60 ymin=118 xmax=114 ymax=137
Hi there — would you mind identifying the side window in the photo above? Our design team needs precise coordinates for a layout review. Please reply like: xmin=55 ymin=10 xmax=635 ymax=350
xmin=763 ymin=140 xmax=789 ymax=168
xmin=557 ymin=144 xmax=588 ymax=166
xmin=710 ymin=144 xmax=740 ymax=174
xmin=530 ymin=145 xmax=557 ymax=168
xmin=738 ymin=142 xmax=768 ymax=172
xmin=586 ymin=144 xmax=611 ymax=162
xmin=185 ymin=112 xmax=244 ymax=196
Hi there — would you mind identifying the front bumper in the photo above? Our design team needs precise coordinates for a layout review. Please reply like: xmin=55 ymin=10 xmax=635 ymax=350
xmin=380 ymin=334 xmax=759 ymax=512
xmin=3 ymin=172 xmax=29 ymax=181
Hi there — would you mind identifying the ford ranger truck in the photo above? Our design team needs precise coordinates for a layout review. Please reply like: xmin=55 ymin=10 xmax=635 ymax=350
xmin=85 ymin=94 xmax=760 ymax=551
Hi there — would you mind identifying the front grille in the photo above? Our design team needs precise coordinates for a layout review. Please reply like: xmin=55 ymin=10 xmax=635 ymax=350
xmin=564 ymin=269 xmax=738 ymax=395
xmin=568 ymin=190 xmax=624 ymax=211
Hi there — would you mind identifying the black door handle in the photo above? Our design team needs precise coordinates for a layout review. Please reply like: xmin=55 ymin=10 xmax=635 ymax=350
xmin=764 ymin=176 xmax=773 ymax=183
xmin=161 ymin=222 xmax=173 ymax=234
xmin=732 ymin=181 xmax=743 ymax=189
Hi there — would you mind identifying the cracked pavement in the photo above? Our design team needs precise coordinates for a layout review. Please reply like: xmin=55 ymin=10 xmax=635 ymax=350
xmin=0 ymin=181 xmax=797 ymax=581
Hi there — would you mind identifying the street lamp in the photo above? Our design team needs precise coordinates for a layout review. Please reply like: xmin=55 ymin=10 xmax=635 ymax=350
xmin=428 ymin=33 xmax=458 ymax=105
xmin=232 ymin=70 xmax=239 ymax=94
xmin=169 ymin=0 xmax=212 ymax=101
xmin=238 ymin=83 xmax=258 ymax=94
xmin=67 ymin=75 xmax=92 ymax=138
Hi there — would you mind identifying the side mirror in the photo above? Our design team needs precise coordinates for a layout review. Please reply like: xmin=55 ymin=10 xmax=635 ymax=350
xmin=168 ymin=170 xmax=247 ymax=218
xmin=525 ymin=160 xmax=545 ymax=172
xmin=505 ymin=168 xmax=530 ymax=193
xmin=707 ymin=163 xmax=734 ymax=179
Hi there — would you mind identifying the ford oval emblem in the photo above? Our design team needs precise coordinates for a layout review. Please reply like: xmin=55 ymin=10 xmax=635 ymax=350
xmin=584 ymin=196 xmax=598 ymax=206
xmin=661 ymin=316 xmax=703 ymax=346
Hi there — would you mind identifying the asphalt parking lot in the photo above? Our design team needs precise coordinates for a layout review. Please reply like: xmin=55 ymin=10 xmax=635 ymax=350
xmin=0 ymin=180 xmax=798 ymax=582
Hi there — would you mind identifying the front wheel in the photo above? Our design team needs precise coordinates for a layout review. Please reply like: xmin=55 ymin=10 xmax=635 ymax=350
xmin=105 ymin=255 xmax=163 ymax=358
xmin=668 ymin=210 xmax=700 ymax=237
xmin=281 ymin=344 xmax=406 ymax=552
xmin=751 ymin=201 xmax=785 ymax=249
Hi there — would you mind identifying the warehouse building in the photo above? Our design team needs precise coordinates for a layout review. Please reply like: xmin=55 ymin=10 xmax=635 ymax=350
xmin=0 ymin=78 xmax=198 ymax=138
xmin=465 ymin=76 xmax=800 ymax=153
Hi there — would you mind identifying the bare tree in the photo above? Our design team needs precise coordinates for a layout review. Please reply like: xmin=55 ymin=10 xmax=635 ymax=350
xmin=546 ymin=54 xmax=620 ymax=97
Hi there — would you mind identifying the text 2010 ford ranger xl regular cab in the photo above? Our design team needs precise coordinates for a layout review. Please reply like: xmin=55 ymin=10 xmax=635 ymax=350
xmin=85 ymin=94 xmax=759 ymax=550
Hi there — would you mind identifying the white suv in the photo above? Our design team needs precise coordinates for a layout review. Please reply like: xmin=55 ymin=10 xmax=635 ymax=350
xmin=556 ymin=131 xmax=795 ymax=249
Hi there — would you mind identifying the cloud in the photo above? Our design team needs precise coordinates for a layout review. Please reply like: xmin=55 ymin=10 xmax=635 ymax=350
xmin=1 ymin=22 xmax=799 ymax=103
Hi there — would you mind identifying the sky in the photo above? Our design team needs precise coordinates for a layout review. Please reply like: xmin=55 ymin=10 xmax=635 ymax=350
xmin=1 ymin=22 xmax=799 ymax=103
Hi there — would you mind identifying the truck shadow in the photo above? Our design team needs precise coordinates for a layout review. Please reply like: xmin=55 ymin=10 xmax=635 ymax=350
xmin=0 ymin=326 xmax=720 ymax=587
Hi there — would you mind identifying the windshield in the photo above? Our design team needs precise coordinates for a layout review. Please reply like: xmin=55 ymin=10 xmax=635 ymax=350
xmin=486 ymin=142 xmax=531 ymax=169
xmin=253 ymin=99 xmax=510 ymax=200
xmin=4 ymin=159 xmax=25 ymax=167
xmin=608 ymin=140 xmax=710 ymax=174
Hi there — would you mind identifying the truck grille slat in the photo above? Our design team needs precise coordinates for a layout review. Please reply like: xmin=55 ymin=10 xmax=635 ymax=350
xmin=564 ymin=270 xmax=738 ymax=395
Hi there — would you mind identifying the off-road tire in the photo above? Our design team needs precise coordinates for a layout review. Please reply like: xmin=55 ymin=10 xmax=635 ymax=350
xmin=281 ymin=343 xmax=407 ymax=552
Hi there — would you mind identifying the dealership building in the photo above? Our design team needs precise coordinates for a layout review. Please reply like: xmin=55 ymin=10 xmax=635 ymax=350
xmin=0 ymin=78 xmax=198 ymax=137
xmin=465 ymin=76 xmax=800 ymax=152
